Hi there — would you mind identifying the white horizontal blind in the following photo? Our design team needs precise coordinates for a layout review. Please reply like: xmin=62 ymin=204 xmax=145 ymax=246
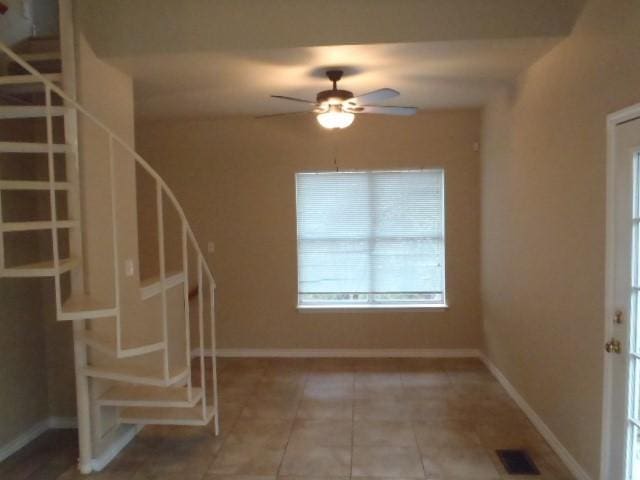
xmin=296 ymin=169 xmax=445 ymax=306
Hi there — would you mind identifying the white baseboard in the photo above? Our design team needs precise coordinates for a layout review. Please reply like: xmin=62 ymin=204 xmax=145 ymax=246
xmin=480 ymin=355 xmax=592 ymax=480
xmin=90 ymin=425 xmax=142 ymax=472
xmin=48 ymin=416 xmax=77 ymax=429
xmin=0 ymin=418 xmax=50 ymax=463
xmin=0 ymin=416 xmax=78 ymax=463
xmin=196 ymin=348 xmax=482 ymax=358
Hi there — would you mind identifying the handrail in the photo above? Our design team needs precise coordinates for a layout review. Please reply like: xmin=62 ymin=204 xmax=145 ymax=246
xmin=0 ymin=41 xmax=215 ymax=286
xmin=1 ymin=39 xmax=219 ymax=467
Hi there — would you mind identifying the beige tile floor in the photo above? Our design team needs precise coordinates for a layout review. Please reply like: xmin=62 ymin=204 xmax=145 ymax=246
xmin=4 ymin=358 xmax=575 ymax=479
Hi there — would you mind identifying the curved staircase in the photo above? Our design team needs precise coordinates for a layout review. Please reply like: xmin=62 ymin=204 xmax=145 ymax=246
xmin=0 ymin=37 xmax=218 ymax=473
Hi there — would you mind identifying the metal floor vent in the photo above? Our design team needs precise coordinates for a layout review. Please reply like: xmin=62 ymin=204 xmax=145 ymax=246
xmin=496 ymin=449 xmax=540 ymax=475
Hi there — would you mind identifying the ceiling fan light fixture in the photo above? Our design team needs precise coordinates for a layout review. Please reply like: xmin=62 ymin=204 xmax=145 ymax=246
xmin=268 ymin=69 xmax=416 ymax=124
xmin=316 ymin=106 xmax=355 ymax=129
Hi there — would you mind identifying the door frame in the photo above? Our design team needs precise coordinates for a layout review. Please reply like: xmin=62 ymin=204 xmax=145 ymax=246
xmin=602 ymin=102 xmax=640 ymax=480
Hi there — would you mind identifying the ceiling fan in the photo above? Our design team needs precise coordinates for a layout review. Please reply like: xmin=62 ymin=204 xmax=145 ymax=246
xmin=266 ymin=69 xmax=417 ymax=129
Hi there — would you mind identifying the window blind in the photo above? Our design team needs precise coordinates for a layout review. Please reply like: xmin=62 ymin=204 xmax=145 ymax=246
xmin=295 ymin=169 xmax=445 ymax=307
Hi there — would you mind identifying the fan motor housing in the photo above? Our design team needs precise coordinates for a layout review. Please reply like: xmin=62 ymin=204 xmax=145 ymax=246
xmin=316 ymin=89 xmax=354 ymax=105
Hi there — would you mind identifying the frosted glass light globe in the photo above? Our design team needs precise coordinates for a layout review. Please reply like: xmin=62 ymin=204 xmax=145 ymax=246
xmin=316 ymin=107 xmax=355 ymax=129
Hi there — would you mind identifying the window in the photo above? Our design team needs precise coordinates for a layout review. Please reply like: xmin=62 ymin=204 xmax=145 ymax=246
xmin=295 ymin=169 xmax=446 ymax=309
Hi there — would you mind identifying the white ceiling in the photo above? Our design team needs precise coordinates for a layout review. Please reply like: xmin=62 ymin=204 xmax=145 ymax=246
xmin=112 ymin=38 xmax=561 ymax=119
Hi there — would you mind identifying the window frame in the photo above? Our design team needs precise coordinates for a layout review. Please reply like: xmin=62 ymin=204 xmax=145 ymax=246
xmin=294 ymin=168 xmax=447 ymax=311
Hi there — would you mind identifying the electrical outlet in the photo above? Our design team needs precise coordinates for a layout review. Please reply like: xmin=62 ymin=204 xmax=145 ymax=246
xmin=208 ymin=241 xmax=215 ymax=254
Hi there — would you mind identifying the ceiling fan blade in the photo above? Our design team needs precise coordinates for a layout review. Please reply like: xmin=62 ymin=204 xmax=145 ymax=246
xmin=271 ymin=95 xmax=318 ymax=105
xmin=354 ymin=105 xmax=417 ymax=116
xmin=255 ymin=111 xmax=311 ymax=119
xmin=345 ymin=88 xmax=399 ymax=106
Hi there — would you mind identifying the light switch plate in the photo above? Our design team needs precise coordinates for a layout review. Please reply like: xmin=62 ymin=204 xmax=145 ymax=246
xmin=124 ymin=259 xmax=135 ymax=277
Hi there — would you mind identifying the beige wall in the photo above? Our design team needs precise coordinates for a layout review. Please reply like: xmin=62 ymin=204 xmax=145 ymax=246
xmin=0 ymin=115 xmax=62 ymax=445
xmin=0 ymin=278 xmax=49 ymax=446
xmin=481 ymin=0 xmax=640 ymax=477
xmin=0 ymin=136 xmax=50 ymax=442
xmin=137 ymin=109 xmax=482 ymax=350
xmin=42 ymin=285 xmax=76 ymax=419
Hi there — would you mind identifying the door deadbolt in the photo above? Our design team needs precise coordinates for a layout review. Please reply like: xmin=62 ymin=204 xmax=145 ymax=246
xmin=605 ymin=338 xmax=622 ymax=354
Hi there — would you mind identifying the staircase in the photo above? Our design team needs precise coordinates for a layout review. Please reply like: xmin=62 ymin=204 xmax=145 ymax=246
xmin=0 ymin=36 xmax=218 ymax=473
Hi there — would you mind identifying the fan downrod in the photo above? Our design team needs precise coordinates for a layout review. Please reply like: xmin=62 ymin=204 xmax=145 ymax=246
xmin=326 ymin=70 xmax=344 ymax=89
xmin=317 ymin=69 xmax=353 ymax=105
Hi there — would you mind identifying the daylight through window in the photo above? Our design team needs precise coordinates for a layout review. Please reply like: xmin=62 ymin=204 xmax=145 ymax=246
xmin=295 ymin=169 xmax=446 ymax=308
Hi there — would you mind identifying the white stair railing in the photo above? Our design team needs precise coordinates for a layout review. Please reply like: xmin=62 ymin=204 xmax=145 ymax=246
xmin=0 ymin=40 xmax=219 ymax=459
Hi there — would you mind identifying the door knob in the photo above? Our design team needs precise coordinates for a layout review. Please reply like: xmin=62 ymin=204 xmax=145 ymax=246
xmin=605 ymin=338 xmax=622 ymax=354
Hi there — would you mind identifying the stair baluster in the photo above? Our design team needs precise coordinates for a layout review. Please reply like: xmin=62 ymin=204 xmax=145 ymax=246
xmin=0 ymin=40 xmax=219 ymax=473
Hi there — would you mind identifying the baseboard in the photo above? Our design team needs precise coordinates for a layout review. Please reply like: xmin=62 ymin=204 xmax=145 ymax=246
xmin=90 ymin=424 xmax=142 ymax=472
xmin=48 ymin=416 xmax=77 ymax=429
xmin=196 ymin=348 xmax=482 ymax=358
xmin=0 ymin=418 xmax=50 ymax=463
xmin=0 ymin=415 xmax=78 ymax=463
xmin=0 ymin=417 xmax=77 ymax=462
xmin=480 ymin=355 xmax=592 ymax=480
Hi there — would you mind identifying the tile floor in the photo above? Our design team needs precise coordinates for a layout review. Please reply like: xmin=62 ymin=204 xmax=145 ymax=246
xmin=4 ymin=357 xmax=575 ymax=479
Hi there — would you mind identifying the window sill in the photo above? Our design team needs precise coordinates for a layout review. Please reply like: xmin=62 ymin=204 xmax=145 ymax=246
xmin=297 ymin=304 xmax=449 ymax=313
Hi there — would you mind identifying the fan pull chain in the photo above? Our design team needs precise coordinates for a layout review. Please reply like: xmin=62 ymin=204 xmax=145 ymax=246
xmin=333 ymin=143 xmax=341 ymax=172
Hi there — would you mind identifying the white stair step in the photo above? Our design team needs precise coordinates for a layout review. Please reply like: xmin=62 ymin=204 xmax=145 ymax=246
xmin=76 ymin=330 xmax=118 ymax=356
xmin=0 ymin=141 xmax=70 ymax=154
xmin=0 ymin=180 xmax=71 ymax=191
xmin=15 ymin=52 xmax=61 ymax=63
xmin=83 ymin=364 xmax=189 ymax=387
xmin=0 ymin=73 xmax=61 ymax=85
xmin=0 ymin=106 xmax=67 ymax=119
xmin=1 ymin=220 xmax=78 ymax=232
xmin=60 ymin=294 xmax=117 ymax=321
xmin=119 ymin=403 xmax=215 ymax=426
xmin=78 ymin=329 xmax=165 ymax=358
xmin=140 ymin=270 xmax=185 ymax=300
xmin=99 ymin=385 xmax=203 ymax=408
xmin=118 ymin=342 xmax=166 ymax=359
xmin=2 ymin=257 xmax=78 ymax=277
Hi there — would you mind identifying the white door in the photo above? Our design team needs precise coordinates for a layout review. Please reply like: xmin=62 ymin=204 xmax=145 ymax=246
xmin=605 ymin=111 xmax=640 ymax=480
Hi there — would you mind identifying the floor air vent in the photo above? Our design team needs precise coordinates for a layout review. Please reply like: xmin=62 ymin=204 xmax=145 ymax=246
xmin=496 ymin=449 xmax=540 ymax=475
